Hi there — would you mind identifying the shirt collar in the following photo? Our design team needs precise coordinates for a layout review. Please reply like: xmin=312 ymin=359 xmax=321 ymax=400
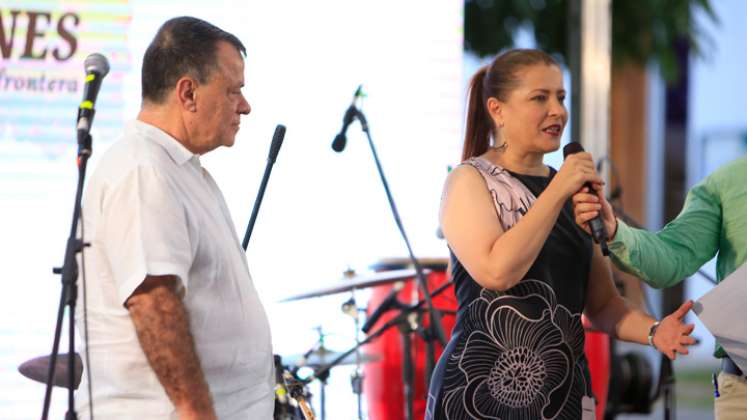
xmin=129 ymin=119 xmax=199 ymax=166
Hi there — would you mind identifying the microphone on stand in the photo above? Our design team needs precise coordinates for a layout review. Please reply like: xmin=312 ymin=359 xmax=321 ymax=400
xmin=42 ymin=52 xmax=110 ymax=420
xmin=331 ymin=85 xmax=363 ymax=152
xmin=242 ymin=124 xmax=286 ymax=250
xmin=562 ymin=142 xmax=609 ymax=255
xmin=76 ymin=53 xmax=110 ymax=151
xmin=361 ymin=281 xmax=404 ymax=334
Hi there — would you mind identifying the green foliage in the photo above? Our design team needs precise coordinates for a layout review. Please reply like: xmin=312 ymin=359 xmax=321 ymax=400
xmin=464 ymin=0 xmax=718 ymax=82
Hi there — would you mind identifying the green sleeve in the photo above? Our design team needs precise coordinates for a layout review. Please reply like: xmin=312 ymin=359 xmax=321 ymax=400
xmin=608 ymin=179 xmax=722 ymax=288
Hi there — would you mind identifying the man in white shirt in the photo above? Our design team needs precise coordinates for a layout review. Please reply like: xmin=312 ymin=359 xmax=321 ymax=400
xmin=76 ymin=16 xmax=273 ymax=419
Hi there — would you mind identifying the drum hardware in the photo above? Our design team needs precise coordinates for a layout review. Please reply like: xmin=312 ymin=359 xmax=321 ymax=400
xmin=279 ymin=266 xmax=453 ymax=419
xmin=329 ymin=94 xmax=448 ymax=353
xmin=285 ymin=347 xmax=379 ymax=369
xmin=278 ymin=268 xmax=428 ymax=302
xmin=301 ymin=280 xmax=454 ymax=420
xmin=398 ymin=313 xmax=417 ymax=420
xmin=341 ymin=292 xmax=365 ymax=420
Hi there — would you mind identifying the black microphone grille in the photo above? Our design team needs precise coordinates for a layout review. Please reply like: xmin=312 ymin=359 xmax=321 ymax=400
xmin=331 ymin=133 xmax=347 ymax=153
xmin=562 ymin=141 xmax=584 ymax=159
xmin=268 ymin=124 xmax=286 ymax=162
xmin=84 ymin=53 xmax=110 ymax=77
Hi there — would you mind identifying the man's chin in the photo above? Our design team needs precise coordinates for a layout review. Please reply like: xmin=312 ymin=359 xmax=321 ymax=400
xmin=222 ymin=137 xmax=237 ymax=148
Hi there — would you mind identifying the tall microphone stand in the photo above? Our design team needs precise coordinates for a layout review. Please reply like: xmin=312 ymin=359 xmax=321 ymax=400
xmin=352 ymin=107 xmax=447 ymax=345
xmin=341 ymin=105 xmax=445 ymax=420
xmin=41 ymin=133 xmax=93 ymax=420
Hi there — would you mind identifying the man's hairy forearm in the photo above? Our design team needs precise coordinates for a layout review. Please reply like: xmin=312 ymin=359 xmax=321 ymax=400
xmin=126 ymin=276 xmax=215 ymax=418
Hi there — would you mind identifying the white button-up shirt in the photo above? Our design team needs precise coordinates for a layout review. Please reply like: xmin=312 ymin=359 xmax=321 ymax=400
xmin=75 ymin=119 xmax=274 ymax=419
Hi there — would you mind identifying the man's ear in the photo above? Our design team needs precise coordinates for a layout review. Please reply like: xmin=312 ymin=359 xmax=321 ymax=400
xmin=175 ymin=76 xmax=198 ymax=112
xmin=486 ymin=97 xmax=503 ymax=126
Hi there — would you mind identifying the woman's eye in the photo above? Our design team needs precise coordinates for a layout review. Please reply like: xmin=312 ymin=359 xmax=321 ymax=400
xmin=533 ymin=95 xmax=547 ymax=102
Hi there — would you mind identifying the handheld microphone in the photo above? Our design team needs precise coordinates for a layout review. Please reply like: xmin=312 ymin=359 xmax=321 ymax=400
xmin=76 ymin=53 xmax=110 ymax=148
xmin=361 ymin=281 xmax=404 ymax=334
xmin=562 ymin=142 xmax=610 ymax=256
xmin=331 ymin=85 xmax=363 ymax=152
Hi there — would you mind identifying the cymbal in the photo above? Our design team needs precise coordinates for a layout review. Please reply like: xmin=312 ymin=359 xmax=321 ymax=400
xmin=18 ymin=352 xmax=83 ymax=389
xmin=279 ymin=268 xmax=428 ymax=302
xmin=370 ymin=257 xmax=449 ymax=272
xmin=283 ymin=347 xmax=378 ymax=368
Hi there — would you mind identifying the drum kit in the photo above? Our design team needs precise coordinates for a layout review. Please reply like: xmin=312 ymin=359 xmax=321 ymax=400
xmin=272 ymin=260 xmax=456 ymax=420
xmin=17 ymin=262 xmax=455 ymax=420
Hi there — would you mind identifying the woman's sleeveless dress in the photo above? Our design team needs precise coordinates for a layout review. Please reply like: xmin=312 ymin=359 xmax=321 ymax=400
xmin=426 ymin=157 xmax=596 ymax=420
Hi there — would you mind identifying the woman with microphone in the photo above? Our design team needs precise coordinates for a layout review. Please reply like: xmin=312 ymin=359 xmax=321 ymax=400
xmin=426 ymin=49 xmax=695 ymax=420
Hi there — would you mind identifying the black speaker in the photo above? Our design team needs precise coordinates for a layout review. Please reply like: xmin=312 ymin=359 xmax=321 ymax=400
xmin=605 ymin=348 xmax=655 ymax=419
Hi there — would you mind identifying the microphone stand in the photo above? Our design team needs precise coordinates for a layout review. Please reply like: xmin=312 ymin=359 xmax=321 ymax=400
xmin=242 ymin=125 xmax=285 ymax=250
xmin=41 ymin=134 xmax=93 ymax=420
xmin=351 ymin=106 xmax=448 ymax=369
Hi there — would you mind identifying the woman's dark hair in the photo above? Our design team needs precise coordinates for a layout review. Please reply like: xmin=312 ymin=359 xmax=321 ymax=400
xmin=462 ymin=49 xmax=559 ymax=161
xmin=141 ymin=16 xmax=246 ymax=103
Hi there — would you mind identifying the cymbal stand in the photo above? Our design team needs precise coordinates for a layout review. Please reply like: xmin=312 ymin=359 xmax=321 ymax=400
xmin=341 ymin=294 xmax=365 ymax=420
xmin=398 ymin=303 xmax=419 ymax=420
xmin=313 ymin=327 xmax=329 ymax=420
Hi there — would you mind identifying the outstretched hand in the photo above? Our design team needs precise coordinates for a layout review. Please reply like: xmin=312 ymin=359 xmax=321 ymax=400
xmin=653 ymin=300 xmax=697 ymax=360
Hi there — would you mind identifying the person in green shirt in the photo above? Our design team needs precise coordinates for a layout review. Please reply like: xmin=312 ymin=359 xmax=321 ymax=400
xmin=572 ymin=156 xmax=747 ymax=420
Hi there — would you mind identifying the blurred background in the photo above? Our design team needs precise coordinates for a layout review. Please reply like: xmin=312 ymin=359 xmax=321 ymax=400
xmin=1 ymin=0 xmax=744 ymax=419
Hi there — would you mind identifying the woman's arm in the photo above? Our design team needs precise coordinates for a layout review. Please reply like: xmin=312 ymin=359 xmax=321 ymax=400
xmin=583 ymin=246 xmax=696 ymax=360
xmin=440 ymin=152 xmax=600 ymax=291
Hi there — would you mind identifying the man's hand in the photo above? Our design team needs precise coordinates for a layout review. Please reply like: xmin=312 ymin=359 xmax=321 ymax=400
xmin=126 ymin=275 xmax=217 ymax=420
xmin=572 ymin=185 xmax=618 ymax=239
xmin=652 ymin=300 xmax=697 ymax=360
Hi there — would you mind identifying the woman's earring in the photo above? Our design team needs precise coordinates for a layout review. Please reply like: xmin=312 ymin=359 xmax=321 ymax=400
xmin=496 ymin=122 xmax=508 ymax=150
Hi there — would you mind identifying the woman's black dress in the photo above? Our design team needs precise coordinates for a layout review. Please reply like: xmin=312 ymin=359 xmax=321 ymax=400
xmin=426 ymin=157 xmax=595 ymax=420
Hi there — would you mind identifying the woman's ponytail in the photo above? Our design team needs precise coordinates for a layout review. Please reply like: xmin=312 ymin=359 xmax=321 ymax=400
xmin=462 ymin=66 xmax=492 ymax=161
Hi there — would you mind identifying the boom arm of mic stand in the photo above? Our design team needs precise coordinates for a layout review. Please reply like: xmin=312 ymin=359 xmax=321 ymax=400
xmin=356 ymin=109 xmax=447 ymax=346
xmin=307 ymin=281 xmax=453 ymax=384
